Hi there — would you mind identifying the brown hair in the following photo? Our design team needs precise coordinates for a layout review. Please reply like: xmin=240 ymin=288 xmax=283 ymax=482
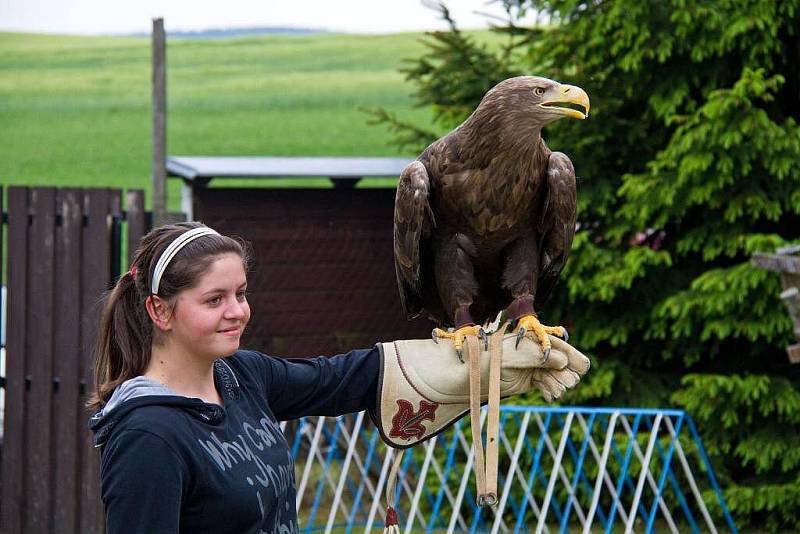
xmin=88 ymin=222 xmax=250 ymax=410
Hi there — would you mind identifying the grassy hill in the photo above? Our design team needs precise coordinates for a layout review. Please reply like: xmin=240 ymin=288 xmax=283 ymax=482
xmin=0 ymin=30 xmax=480 ymax=209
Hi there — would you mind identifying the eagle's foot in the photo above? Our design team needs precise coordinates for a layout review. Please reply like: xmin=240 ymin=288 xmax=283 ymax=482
xmin=432 ymin=325 xmax=487 ymax=363
xmin=513 ymin=315 xmax=568 ymax=362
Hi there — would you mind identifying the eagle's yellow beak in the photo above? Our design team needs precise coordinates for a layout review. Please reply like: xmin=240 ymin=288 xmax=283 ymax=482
xmin=539 ymin=84 xmax=590 ymax=120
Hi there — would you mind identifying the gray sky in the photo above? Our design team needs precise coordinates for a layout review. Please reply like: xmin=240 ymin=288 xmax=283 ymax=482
xmin=0 ymin=0 xmax=531 ymax=35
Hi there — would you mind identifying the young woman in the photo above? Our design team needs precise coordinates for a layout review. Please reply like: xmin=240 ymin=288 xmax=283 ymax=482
xmin=89 ymin=222 xmax=380 ymax=533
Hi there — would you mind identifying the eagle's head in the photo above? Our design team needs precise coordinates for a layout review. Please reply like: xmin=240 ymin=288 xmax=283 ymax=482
xmin=482 ymin=76 xmax=590 ymax=129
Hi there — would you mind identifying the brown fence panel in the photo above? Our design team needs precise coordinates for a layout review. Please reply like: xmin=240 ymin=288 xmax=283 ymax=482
xmin=126 ymin=190 xmax=146 ymax=266
xmin=24 ymin=188 xmax=57 ymax=532
xmin=52 ymin=189 xmax=84 ymax=533
xmin=109 ymin=189 xmax=122 ymax=276
xmin=1 ymin=186 xmax=151 ymax=534
xmin=2 ymin=187 xmax=30 ymax=534
xmin=78 ymin=189 xmax=114 ymax=534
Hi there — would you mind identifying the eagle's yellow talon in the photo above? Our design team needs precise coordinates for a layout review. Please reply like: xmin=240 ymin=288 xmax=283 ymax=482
xmin=514 ymin=315 xmax=567 ymax=361
xmin=432 ymin=325 xmax=485 ymax=362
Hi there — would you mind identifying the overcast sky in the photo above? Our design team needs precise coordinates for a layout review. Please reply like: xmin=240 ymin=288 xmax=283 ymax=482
xmin=0 ymin=0 xmax=532 ymax=35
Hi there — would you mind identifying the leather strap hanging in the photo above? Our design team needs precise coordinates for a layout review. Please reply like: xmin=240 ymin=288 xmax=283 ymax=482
xmin=469 ymin=321 xmax=507 ymax=506
xmin=466 ymin=334 xmax=488 ymax=502
xmin=483 ymin=321 xmax=507 ymax=506
xmin=383 ymin=450 xmax=404 ymax=533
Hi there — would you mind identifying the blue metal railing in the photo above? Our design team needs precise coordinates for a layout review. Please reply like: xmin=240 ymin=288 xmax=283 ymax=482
xmin=290 ymin=406 xmax=737 ymax=533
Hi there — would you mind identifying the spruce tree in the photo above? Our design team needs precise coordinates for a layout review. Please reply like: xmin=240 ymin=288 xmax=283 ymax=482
xmin=375 ymin=0 xmax=800 ymax=528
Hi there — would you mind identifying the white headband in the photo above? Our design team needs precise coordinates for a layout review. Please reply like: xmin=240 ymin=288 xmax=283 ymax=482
xmin=150 ymin=227 xmax=220 ymax=295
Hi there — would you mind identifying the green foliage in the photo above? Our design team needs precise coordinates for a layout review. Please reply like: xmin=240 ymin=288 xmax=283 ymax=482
xmin=722 ymin=482 xmax=800 ymax=532
xmin=398 ymin=3 xmax=522 ymax=129
xmin=376 ymin=0 xmax=800 ymax=528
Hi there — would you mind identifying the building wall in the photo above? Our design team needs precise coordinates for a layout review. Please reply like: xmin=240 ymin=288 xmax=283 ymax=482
xmin=194 ymin=187 xmax=433 ymax=357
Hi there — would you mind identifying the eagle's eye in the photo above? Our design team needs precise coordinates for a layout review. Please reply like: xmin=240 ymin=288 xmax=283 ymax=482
xmin=533 ymin=87 xmax=545 ymax=96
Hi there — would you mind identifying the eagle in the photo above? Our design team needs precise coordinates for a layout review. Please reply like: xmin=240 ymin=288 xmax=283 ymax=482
xmin=393 ymin=76 xmax=589 ymax=359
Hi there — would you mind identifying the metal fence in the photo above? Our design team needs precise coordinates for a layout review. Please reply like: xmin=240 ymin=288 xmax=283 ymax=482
xmin=285 ymin=406 xmax=737 ymax=534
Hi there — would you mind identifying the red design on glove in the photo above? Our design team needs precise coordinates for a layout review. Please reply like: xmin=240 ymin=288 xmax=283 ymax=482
xmin=389 ymin=399 xmax=438 ymax=440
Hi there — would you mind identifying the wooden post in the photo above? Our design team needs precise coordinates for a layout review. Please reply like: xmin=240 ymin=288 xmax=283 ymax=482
xmin=782 ymin=287 xmax=800 ymax=336
xmin=752 ymin=250 xmax=800 ymax=363
xmin=2 ymin=188 xmax=29 ymax=534
xmin=781 ymin=287 xmax=800 ymax=363
xmin=152 ymin=18 xmax=167 ymax=226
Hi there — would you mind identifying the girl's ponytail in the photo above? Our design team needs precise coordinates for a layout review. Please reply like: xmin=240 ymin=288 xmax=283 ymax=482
xmin=88 ymin=268 xmax=151 ymax=410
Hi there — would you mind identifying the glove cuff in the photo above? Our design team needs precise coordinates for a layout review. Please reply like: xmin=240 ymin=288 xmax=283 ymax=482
xmin=369 ymin=340 xmax=472 ymax=449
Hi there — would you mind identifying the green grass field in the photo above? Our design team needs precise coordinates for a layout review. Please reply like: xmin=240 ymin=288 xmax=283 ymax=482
xmin=0 ymin=30 xmax=490 ymax=209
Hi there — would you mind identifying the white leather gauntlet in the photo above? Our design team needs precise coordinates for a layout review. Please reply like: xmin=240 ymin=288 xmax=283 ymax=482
xmin=369 ymin=333 xmax=590 ymax=449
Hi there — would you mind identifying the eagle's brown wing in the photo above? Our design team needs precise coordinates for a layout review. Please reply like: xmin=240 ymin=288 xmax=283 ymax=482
xmin=535 ymin=151 xmax=577 ymax=311
xmin=393 ymin=160 xmax=435 ymax=319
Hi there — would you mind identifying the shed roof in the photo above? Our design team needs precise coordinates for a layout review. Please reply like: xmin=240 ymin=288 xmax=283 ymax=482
xmin=167 ymin=156 xmax=412 ymax=183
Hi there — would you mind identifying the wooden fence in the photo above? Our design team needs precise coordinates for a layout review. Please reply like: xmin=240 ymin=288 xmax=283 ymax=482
xmin=1 ymin=187 xmax=147 ymax=534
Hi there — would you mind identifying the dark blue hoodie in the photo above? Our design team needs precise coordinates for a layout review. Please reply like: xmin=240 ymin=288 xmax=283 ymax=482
xmin=89 ymin=348 xmax=380 ymax=534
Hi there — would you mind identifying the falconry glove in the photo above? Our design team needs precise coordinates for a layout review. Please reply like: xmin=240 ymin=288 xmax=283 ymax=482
xmin=370 ymin=328 xmax=590 ymax=531
xmin=370 ymin=331 xmax=590 ymax=449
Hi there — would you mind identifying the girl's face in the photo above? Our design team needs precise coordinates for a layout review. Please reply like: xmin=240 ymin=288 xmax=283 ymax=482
xmin=167 ymin=253 xmax=250 ymax=361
